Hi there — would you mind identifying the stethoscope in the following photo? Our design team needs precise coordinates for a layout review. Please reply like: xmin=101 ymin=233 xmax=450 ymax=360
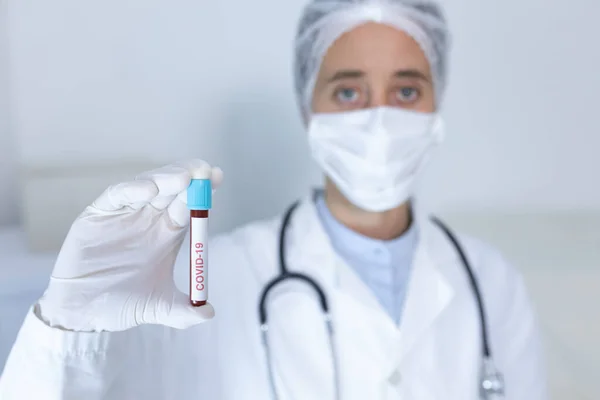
xmin=258 ymin=195 xmax=506 ymax=399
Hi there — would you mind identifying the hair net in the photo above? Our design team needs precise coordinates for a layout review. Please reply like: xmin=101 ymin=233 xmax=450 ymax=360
xmin=293 ymin=0 xmax=450 ymax=117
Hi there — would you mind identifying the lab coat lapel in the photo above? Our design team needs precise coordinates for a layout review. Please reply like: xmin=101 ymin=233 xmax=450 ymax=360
xmin=396 ymin=212 xmax=455 ymax=362
xmin=287 ymin=196 xmax=398 ymax=334
xmin=283 ymin=198 xmax=459 ymax=397
xmin=285 ymin=198 xmax=400 ymax=393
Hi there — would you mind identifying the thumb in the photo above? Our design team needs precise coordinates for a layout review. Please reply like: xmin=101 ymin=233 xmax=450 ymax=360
xmin=160 ymin=290 xmax=215 ymax=329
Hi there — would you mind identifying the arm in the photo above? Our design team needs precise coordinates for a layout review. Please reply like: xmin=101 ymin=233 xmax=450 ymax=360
xmin=482 ymin=250 xmax=549 ymax=400
xmin=0 ymin=306 xmax=140 ymax=399
xmin=0 ymin=305 xmax=219 ymax=400
xmin=1 ymin=160 xmax=223 ymax=399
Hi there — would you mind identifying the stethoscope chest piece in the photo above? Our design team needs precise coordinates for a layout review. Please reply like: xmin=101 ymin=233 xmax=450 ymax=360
xmin=480 ymin=357 xmax=505 ymax=399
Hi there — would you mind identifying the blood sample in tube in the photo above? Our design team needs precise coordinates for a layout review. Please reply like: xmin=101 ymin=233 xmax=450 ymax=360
xmin=187 ymin=177 xmax=212 ymax=307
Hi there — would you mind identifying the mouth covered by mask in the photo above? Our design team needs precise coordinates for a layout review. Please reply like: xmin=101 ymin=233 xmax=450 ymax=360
xmin=308 ymin=106 xmax=444 ymax=212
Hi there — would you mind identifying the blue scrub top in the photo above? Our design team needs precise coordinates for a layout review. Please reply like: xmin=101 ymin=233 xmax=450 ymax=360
xmin=315 ymin=193 xmax=418 ymax=325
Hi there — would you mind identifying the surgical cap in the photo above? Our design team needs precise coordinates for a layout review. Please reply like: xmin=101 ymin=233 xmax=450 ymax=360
xmin=293 ymin=0 xmax=450 ymax=117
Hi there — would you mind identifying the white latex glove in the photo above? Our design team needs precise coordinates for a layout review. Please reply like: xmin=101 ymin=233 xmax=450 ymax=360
xmin=37 ymin=160 xmax=223 ymax=332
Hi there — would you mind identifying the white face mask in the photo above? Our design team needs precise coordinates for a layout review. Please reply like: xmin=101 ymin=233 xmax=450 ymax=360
xmin=308 ymin=106 xmax=444 ymax=212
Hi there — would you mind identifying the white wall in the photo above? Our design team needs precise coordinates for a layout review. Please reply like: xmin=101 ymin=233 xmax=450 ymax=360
xmin=0 ymin=0 xmax=17 ymax=226
xmin=1 ymin=0 xmax=600 ymax=231
xmin=421 ymin=0 xmax=600 ymax=213
xmin=4 ymin=0 xmax=318 ymax=233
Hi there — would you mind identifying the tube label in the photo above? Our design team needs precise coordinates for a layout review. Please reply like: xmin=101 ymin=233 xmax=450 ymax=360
xmin=190 ymin=217 xmax=208 ymax=302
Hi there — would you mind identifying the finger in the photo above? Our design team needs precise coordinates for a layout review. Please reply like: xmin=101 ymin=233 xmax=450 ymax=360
xmin=210 ymin=166 xmax=224 ymax=191
xmin=136 ymin=165 xmax=191 ymax=199
xmin=135 ymin=165 xmax=192 ymax=211
xmin=174 ymin=159 xmax=212 ymax=179
xmin=150 ymin=194 xmax=176 ymax=211
xmin=162 ymin=292 xmax=215 ymax=329
xmin=92 ymin=180 xmax=159 ymax=212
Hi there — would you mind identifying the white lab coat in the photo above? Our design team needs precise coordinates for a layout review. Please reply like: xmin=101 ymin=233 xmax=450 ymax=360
xmin=0 ymin=197 xmax=547 ymax=399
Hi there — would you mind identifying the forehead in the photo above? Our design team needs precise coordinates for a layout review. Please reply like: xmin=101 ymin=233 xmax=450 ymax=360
xmin=320 ymin=22 xmax=431 ymax=74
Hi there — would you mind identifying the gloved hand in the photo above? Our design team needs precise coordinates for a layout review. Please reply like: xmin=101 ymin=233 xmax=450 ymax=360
xmin=36 ymin=160 xmax=223 ymax=332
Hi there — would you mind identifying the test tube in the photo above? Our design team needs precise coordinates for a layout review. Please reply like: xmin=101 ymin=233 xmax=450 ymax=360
xmin=187 ymin=177 xmax=212 ymax=307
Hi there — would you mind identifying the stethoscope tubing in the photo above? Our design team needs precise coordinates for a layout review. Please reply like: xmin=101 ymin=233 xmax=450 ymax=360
xmin=258 ymin=196 xmax=502 ymax=399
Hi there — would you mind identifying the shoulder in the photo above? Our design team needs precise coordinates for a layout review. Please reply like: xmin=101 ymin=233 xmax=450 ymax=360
xmin=440 ymin=228 xmax=540 ymax=341
xmin=210 ymin=214 xmax=282 ymax=281
xmin=454 ymin=232 xmax=529 ymax=307
xmin=425 ymin=217 xmax=525 ymax=290
xmin=455 ymin=233 xmax=523 ymax=287
xmin=424 ymin=218 xmax=535 ymax=326
xmin=212 ymin=215 xmax=281 ymax=257
xmin=431 ymin=226 xmax=548 ymax=393
xmin=215 ymin=216 xmax=280 ymax=250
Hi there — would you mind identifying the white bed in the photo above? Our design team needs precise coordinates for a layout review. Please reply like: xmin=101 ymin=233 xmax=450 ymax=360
xmin=0 ymin=214 xmax=599 ymax=399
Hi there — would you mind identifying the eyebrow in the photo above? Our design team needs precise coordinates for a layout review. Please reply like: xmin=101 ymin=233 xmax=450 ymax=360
xmin=394 ymin=69 xmax=430 ymax=82
xmin=327 ymin=68 xmax=430 ymax=83
xmin=327 ymin=69 xmax=364 ymax=82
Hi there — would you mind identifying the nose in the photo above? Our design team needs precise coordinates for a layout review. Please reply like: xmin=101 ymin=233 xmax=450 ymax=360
xmin=367 ymin=87 xmax=388 ymax=109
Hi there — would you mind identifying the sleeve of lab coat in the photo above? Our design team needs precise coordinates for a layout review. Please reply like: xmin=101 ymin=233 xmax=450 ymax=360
xmin=0 ymin=304 xmax=218 ymax=400
xmin=485 ymin=253 xmax=549 ymax=400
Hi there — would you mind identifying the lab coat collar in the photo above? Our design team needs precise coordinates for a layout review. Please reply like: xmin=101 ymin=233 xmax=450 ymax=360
xmin=286 ymin=195 xmax=458 ymax=365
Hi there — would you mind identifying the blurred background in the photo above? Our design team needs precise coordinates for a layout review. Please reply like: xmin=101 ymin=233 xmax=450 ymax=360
xmin=0 ymin=0 xmax=598 ymax=398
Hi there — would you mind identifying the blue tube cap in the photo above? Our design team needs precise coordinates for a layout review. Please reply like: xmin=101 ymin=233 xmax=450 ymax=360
xmin=187 ymin=179 xmax=212 ymax=210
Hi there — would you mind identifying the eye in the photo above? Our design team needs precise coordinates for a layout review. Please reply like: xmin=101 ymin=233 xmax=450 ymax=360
xmin=334 ymin=87 xmax=360 ymax=104
xmin=394 ymin=87 xmax=420 ymax=104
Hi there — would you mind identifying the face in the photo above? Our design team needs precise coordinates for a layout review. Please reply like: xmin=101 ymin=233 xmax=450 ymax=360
xmin=311 ymin=22 xmax=435 ymax=114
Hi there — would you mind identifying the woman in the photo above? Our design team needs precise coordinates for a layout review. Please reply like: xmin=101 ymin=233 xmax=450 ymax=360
xmin=0 ymin=0 xmax=548 ymax=399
